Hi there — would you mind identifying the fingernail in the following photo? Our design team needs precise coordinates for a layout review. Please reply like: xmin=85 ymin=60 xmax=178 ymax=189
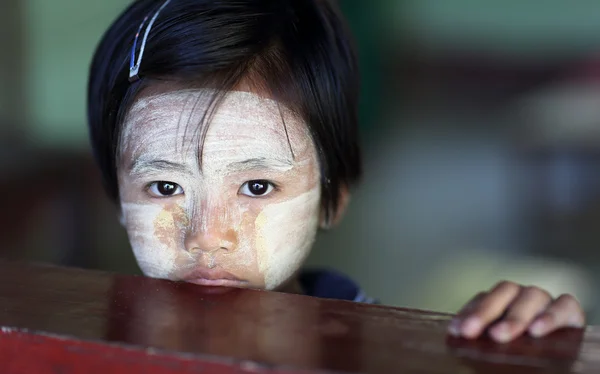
xmin=491 ymin=322 xmax=512 ymax=343
xmin=529 ymin=320 xmax=545 ymax=338
xmin=448 ymin=319 xmax=461 ymax=336
xmin=568 ymin=315 xmax=584 ymax=328
xmin=462 ymin=317 xmax=481 ymax=338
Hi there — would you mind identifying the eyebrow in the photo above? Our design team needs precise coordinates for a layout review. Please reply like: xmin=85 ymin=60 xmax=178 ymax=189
xmin=225 ymin=157 xmax=294 ymax=173
xmin=128 ymin=158 xmax=192 ymax=177
xmin=128 ymin=156 xmax=293 ymax=177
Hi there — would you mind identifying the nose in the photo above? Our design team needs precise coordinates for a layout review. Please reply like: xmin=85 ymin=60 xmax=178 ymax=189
xmin=185 ymin=228 xmax=237 ymax=255
xmin=184 ymin=206 xmax=238 ymax=254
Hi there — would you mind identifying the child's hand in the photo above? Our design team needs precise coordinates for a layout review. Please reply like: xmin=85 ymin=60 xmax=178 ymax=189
xmin=447 ymin=281 xmax=585 ymax=343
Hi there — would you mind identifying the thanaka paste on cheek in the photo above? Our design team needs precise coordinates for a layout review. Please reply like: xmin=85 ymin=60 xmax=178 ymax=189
xmin=121 ymin=202 xmax=182 ymax=278
xmin=118 ymin=89 xmax=321 ymax=290
xmin=256 ymin=187 xmax=321 ymax=290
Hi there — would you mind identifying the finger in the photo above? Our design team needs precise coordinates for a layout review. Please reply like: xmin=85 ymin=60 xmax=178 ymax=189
xmin=448 ymin=292 xmax=486 ymax=336
xmin=459 ymin=281 xmax=521 ymax=339
xmin=488 ymin=286 xmax=552 ymax=343
xmin=528 ymin=294 xmax=585 ymax=338
xmin=456 ymin=292 xmax=487 ymax=317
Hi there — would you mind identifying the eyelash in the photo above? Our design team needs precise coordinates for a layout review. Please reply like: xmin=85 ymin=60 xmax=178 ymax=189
xmin=238 ymin=180 xmax=278 ymax=198
xmin=145 ymin=180 xmax=279 ymax=198
xmin=146 ymin=181 xmax=184 ymax=198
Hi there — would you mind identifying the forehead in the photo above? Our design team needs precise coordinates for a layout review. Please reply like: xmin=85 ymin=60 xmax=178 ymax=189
xmin=120 ymin=90 xmax=313 ymax=163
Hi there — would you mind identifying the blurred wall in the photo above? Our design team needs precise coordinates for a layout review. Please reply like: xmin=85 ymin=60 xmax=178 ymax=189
xmin=0 ymin=0 xmax=27 ymax=146
xmin=24 ymin=0 xmax=129 ymax=148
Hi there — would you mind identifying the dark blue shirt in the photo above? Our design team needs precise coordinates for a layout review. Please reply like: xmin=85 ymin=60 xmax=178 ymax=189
xmin=299 ymin=269 xmax=377 ymax=304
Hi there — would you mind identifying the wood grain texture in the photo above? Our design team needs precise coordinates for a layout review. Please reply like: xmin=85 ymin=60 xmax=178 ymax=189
xmin=0 ymin=260 xmax=596 ymax=373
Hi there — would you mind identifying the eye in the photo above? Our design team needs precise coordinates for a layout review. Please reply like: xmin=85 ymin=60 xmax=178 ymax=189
xmin=239 ymin=180 xmax=275 ymax=197
xmin=147 ymin=181 xmax=184 ymax=197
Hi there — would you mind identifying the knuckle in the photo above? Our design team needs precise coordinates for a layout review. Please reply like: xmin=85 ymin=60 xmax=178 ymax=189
xmin=522 ymin=285 xmax=538 ymax=293
xmin=460 ymin=292 xmax=488 ymax=315
xmin=539 ymin=311 xmax=556 ymax=324
xmin=506 ymin=318 xmax=527 ymax=329
xmin=523 ymin=285 xmax=552 ymax=300
xmin=558 ymin=294 xmax=579 ymax=308
xmin=494 ymin=280 xmax=520 ymax=293
xmin=469 ymin=308 xmax=488 ymax=320
xmin=466 ymin=299 xmax=488 ymax=314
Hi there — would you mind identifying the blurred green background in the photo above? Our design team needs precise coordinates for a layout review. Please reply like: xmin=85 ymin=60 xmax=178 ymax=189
xmin=3 ymin=0 xmax=600 ymax=322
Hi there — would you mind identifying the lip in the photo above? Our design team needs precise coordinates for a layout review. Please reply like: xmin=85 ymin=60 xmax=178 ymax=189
xmin=181 ymin=268 xmax=248 ymax=288
xmin=185 ymin=279 xmax=249 ymax=287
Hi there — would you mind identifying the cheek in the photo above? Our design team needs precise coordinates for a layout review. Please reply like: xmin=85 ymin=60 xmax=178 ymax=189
xmin=154 ymin=203 xmax=189 ymax=248
xmin=254 ymin=187 xmax=321 ymax=290
xmin=121 ymin=202 xmax=188 ymax=279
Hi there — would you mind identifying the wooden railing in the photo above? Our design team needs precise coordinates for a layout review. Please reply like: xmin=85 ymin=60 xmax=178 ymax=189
xmin=0 ymin=260 xmax=595 ymax=373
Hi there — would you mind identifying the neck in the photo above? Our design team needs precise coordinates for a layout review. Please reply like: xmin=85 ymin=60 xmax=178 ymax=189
xmin=277 ymin=276 xmax=304 ymax=295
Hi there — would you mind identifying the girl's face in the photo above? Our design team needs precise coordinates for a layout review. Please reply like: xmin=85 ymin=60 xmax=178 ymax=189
xmin=117 ymin=89 xmax=321 ymax=290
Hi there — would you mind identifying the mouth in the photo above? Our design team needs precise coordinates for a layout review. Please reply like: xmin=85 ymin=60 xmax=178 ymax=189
xmin=181 ymin=268 xmax=248 ymax=288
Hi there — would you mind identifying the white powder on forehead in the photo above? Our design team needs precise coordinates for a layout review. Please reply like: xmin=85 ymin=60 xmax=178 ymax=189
xmin=120 ymin=90 xmax=309 ymax=168
xmin=119 ymin=90 xmax=205 ymax=163
xmin=255 ymin=187 xmax=321 ymax=290
xmin=124 ymin=89 xmax=297 ymax=138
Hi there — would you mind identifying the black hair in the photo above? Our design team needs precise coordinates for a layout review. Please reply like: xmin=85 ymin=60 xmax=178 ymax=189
xmin=87 ymin=0 xmax=361 ymax=221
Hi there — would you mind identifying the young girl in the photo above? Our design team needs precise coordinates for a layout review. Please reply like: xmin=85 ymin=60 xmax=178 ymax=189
xmin=87 ymin=0 xmax=585 ymax=344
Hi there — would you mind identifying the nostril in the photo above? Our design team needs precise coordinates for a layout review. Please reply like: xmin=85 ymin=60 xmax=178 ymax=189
xmin=184 ymin=229 xmax=238 ymax=254
xmin=188 ymin=246 xmax=226 ymax=255
xmin=188 ymin=246 xmax=202 ymax=254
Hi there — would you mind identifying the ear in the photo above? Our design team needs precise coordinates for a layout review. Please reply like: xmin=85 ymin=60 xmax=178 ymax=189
xmin=319 ymin=185 xmax=351 ymax=230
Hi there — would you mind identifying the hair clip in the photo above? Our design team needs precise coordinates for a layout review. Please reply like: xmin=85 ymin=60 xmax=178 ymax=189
xmin=129 ymin=0 xmax=172 ymax=82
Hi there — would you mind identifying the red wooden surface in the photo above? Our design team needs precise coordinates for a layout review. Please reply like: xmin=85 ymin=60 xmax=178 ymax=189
xmin=0 ymin=260 xmax=596 ymax=373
